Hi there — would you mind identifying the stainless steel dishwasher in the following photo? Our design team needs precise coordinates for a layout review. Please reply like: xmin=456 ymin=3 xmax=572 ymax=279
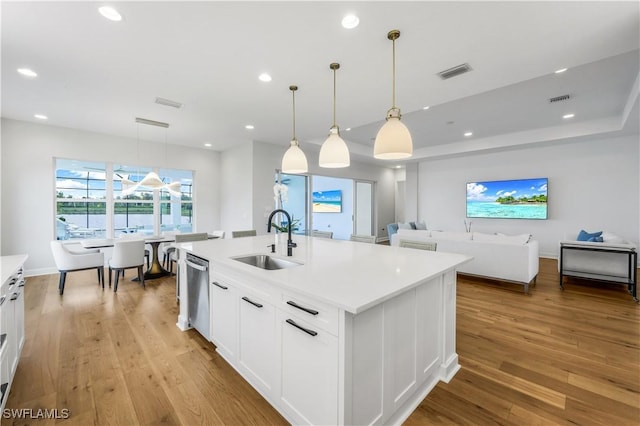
xmin=185 ymin=253 xmax=210 ymax=339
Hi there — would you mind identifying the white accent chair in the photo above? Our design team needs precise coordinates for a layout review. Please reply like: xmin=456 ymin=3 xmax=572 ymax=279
xmin=109 ymin=239 xmax=146 ymax=292
xmin=50 ymin=241 xmax=105 ymax=295
xmin=312 ymin=230 xmax=333 ymax=239
xmin=119 ymin=232 xmax=150 ymax=269
xmin=350 ymin=234 xmax=376 ymax=244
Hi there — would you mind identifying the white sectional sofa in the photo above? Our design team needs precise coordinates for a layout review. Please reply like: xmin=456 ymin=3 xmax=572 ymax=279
xmin=391 ymin=229 xmax=539 ymax=292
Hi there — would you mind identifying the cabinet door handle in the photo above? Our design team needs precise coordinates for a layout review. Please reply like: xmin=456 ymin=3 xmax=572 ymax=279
xmin=286 ymin=319 xmax=318 ymax=337
xmin=0 ymin=296 xmax=5 ymax=306
xmin=18 ymin=281 xmax=25 ymax=288
xmin=286 ymin=300 xmax=319 ymax=316
xmin=242 ymin=296 xmax=263 ymax=309
xmin=10 ymin=293 xmax=18 ymax=301
xmin=212 ymin=281 xmax=228 ymax=290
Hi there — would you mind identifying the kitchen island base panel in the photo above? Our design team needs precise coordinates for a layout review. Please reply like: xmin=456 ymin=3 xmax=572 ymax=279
xmin=206 ymin=267 xmax=459 ymax=425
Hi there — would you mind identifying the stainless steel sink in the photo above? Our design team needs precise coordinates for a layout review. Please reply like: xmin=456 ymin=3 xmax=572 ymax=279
xmin=232 ymin=254 xmax=302 ymax=270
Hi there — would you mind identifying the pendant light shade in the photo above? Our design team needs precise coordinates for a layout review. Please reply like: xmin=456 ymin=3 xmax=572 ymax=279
xmin=281 ymin=85 xmax=308 ymax=174
xmin=373 ymin=30 xmax=413 ymax=160
xmin=320 ymin=63 xmax=350 ymax=168
xmin=373 ymin=108 xmax=413 ymax=159
xmin=139 ymin=171 xmax=164 ymax=189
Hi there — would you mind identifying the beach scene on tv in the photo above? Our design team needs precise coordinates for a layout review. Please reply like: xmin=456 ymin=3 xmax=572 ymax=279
xmin=312 ymin=190 xmax=342 ymax=213
xmin=466 ymin=178 xmax=548 ymax=219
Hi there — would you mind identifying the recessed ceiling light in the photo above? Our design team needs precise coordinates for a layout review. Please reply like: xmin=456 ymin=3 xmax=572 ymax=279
xmin=17 ymin=68 xmax=37 ymax=77
xmin=554 ymin=68 xmax=568 ymax=74
xmin=258 ymin=73 xmax=272 ymax=82
xmin=245 ymin=125 xmax=254 ymax=130
xmin=422 ymin=106 xmax=430 ymax=110
xmin=464 ymin=132 xmax=473 ymax=137
xmin=341 ymin=14 xmax=360 ymax=29
xmin=98 ymin=6 xmax=122 ymax=22
xmin=345 ymin=128 xmax=351 ymax=131
xmin=563 ymin=113 xmax=575 ymax=119
xmin=395 ymin=165 xmax=402 ymax=169
xmin=204 ymin=143 xmax=212 ymax=147
xmin=34 ymin=114 xmax=48 ymax=120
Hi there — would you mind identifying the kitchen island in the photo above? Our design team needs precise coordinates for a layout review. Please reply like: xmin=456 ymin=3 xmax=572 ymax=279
xmin=176 ymin=235 xmax=471 ymax=425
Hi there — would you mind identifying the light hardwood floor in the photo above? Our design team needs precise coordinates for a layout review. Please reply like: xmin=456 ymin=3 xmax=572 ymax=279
xmin=5 ymin=258 xmax=639 ymax=425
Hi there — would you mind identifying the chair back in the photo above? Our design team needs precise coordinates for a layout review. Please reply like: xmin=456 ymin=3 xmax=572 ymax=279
xmin=350 ymin=234 xmax=377 ymax=244
xmin=232 ymin=230 xmax=257 ymax=238
xmin=399 ymin=240 xmax=437 ymax=251
xmin=50 ymin=241 xmax=104 ymax=271
xmin=175 ymin=232 xmax=208 ymax=243
xmin=118 ymin=232 xmax=145 ymax=240
xmin=312 ymin=230 xmax=333 ymax=239
xmin=211 ymin=230 xmax=225 ymax=239
xmin=111 ymin=239 xmax=145 ymax=268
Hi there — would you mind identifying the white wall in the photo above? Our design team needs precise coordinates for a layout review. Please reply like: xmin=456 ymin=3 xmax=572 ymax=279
xmin=1 ymin=118 xmax=221 ymax=275
xmin=312 ymin=176 xmax=353 ymax=240
xmin=414 ymin=134 xmax=639 ymax=258
xmin=221 ymin=142 xmax=254 ymax=235
xmin=229 ymin=141 xmax=396 ymax=240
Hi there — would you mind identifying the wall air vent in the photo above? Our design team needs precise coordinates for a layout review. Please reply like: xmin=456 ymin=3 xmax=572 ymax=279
xmin=154 ymin=97 xmax=183 ymax=109
xmin=135 ymin=117 xmax=170 ymax=128
xmin=437 ymin=63 xmax=472 ymax=80
xmin=549 ymin=94 xmax=571 ymax=103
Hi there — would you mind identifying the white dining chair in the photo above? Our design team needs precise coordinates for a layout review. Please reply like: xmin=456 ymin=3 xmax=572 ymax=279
xmin=109 ymin=239 xmax=146 ymax=292
xmin=118 ymin=232 xmax=150 ymax=269
xmin=211 ymin=230 xmax=225 ymax=239
xmin=350 ymin=234 xmax=377 ymax=244
xmin=50 ymin=241 xmax=105 ymax=295
xmin=312 ymin=230 xmax=333 ymax=239
xmin=399 ymin=240 xmax=438 ymax=251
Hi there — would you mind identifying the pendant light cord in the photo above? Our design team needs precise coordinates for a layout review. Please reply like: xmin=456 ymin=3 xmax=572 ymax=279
xmin=292 ymin=89 xmax=297 ymax=141
xmin=392 ymin=37 xmax=396 ymax=109
xmin=333 ymin=67 xmax=337 ymax=127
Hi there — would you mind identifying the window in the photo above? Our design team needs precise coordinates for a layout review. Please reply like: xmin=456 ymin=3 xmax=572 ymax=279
xmin=56 ymin=160 xmax=107 ymax=239
xmin=55 ymin=159 xmax=195 ymax=240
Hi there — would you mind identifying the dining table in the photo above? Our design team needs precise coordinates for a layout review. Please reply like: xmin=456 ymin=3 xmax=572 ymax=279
xmin=81 ymin=234 xmax=218 ymax=280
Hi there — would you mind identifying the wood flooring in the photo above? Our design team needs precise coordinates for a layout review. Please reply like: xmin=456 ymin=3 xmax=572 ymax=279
xmin=4 ymin=258 xmax=639 ymax=425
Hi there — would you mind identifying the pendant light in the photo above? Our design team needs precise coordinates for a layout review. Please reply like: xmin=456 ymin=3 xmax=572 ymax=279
xmin=319 ymin=63 xmax=350 ymax=168
xmin=373 ymin=30 xmax=413 ymax=160
xmin=281 ymin=85 xmax=308 ymax=174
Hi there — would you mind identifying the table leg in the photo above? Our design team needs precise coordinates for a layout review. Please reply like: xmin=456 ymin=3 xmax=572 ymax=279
xmin=138 ymin=241 xmax=171 ymax=280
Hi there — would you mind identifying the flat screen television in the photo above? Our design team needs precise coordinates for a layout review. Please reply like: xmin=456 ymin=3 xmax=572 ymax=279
xmin=466 ymin=178 xmax=548 ymax=219
xmin=312 ymin=190 xmax=342 ymax=213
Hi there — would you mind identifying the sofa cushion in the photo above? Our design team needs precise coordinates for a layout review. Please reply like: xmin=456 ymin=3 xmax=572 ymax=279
xmin=601 ymin=232 xmax=626 ymax=244
xmin=495 ymin=232 xmax=532 ymax=244
xmin=387 ymin=223 xmax=399 ymax=236
xmin=415 ymin=221 xmax=427 ymax=230
xmin=577 ymin=229 xmax=602 ymax=241
xmin=398 ymin=222 xmax=412 ymax=230
xmin=430 ymin=231 xmax=472 ymax=241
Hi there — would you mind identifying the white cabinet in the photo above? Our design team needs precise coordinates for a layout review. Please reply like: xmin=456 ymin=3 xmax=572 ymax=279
xmin=1 ymin=256 xmax=27 ymax=412
xmin=237 ymin=291 xmax=277 ymax=394
xmin=210 ymin=278 xmax=237 ymax=360
xmin=278 ymin=311 xmax=338 ymax=426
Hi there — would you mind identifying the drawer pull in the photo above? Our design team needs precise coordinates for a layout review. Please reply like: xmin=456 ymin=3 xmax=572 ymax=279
xmin=212 ymin=281 xmax=228 ymax=290
xmin=286 ymin=300 xmax=319 ymax=316
xmin=0 ymin=296 xmax=5 ymax=306
xmin=286 ymin=319 xmax=318 ymax=337
xmin=242 ymin=296 xmax=263 ymax=309
xmin=10 ymin=293 xmax=18 ymax=301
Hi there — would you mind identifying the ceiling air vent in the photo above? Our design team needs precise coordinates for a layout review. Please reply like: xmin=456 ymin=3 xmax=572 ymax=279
xmin=437 ymin=63 xmax=472 ymax=80
xmin=135 ymin=117 xmax=170 ymax=128
xmin=154 ymin=97 xmax=183 ymax=109
xmin=549 ymin=94 xmax=571 ymax=103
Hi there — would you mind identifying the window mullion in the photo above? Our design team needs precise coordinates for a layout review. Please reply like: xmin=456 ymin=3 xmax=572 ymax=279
xmin=106 ymin=163 xmax=114 ymax=238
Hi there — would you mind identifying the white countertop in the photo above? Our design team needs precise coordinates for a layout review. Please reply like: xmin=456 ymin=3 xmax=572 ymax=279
xmin=179 ymin=235 xmax=472 ymax=314
xmin=1 ymin=254 xmax=28 ymax=285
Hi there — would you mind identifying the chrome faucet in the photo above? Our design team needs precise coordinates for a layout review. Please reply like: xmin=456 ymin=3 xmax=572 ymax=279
xmin=267 ymin=209 xmax=297 ymax=256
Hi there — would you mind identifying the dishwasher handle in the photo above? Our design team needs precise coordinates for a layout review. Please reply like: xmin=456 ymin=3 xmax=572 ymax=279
xmin=185 ymin=259 xmax=208 ymax=272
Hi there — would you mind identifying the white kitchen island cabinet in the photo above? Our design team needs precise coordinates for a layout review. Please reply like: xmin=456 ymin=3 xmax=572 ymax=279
xmin=176 ymin=235 xmax=471 ymax=426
